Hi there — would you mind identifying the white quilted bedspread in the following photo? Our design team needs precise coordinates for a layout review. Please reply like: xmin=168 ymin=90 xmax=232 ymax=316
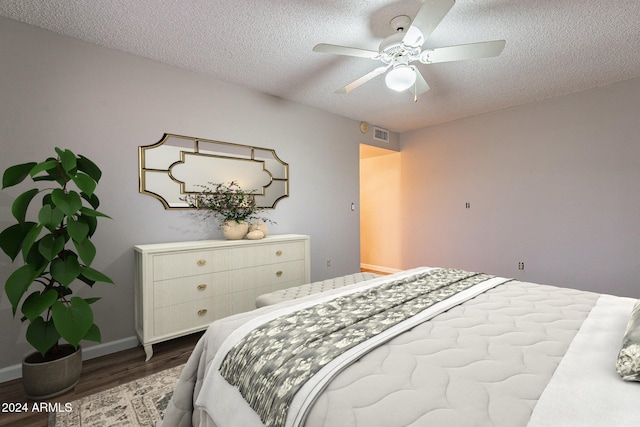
xmin=305 ymin=280 xmax=599 ymax=427
xmin=161 ymin=279 xmax=601 ymax=427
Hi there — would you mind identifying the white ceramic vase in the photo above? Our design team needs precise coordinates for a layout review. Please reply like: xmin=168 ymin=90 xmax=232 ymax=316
xmin=222 ymin=220 xmax=249 ymax=240
xmin=249 ymin=221 xmax=269 ymax=237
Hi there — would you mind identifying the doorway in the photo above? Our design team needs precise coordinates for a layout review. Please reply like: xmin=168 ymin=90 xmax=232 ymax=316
xmin=359 ymin=144 xmax=402 ymax=274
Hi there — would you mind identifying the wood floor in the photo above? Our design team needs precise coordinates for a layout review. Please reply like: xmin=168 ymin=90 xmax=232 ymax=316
xmin=0 ymin=332 xmax=203 ymax=427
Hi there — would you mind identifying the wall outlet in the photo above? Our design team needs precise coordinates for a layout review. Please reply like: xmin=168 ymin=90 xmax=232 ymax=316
xmin=518 ymin=262 xmax=525 ymax=270
xmin=326 ymin=259 xmax=331 ymax=267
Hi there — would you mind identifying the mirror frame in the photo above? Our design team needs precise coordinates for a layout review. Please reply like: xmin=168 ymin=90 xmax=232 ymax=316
xmin=138 ymin=133 xmax=289 ymax=209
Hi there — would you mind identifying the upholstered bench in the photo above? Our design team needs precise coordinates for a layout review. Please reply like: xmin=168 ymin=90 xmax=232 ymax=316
xmin=255 ymin=272 xmax=381 ymax=308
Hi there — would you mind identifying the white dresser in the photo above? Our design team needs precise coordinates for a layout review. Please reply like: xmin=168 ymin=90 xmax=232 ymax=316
xmin=134 ymin=234 xmax=310 ymax=360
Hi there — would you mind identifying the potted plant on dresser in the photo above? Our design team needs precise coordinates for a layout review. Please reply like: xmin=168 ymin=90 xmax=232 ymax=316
xmin=182 ymin=180 xmax=272 ymax=240
xmin=0 ymin=147 xmax=113 ymax=400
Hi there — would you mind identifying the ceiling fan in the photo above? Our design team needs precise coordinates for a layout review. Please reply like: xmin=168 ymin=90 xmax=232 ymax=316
xmin=312 ymin=0 xmax=505 ymax=99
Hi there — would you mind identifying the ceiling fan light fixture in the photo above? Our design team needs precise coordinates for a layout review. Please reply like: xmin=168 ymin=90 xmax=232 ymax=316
xmin=385 ymin=65 xmax=416 ymax=91
xmin=314 ymin=0 xmax=505 ymax=96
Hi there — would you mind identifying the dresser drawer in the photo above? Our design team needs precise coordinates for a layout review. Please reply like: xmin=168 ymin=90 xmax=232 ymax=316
xmin=227 ymin=241 xmax=305 ymax=269
xmin=152 ymin=249 xmax=231 ymax=281
xmin=153 ymin=260 xmax=306 ymax=308
xmin=152 ymin=241 xmax=305 ymax=281
xmin=153 ymin=271 xmax=229 ymax=308
xmin=153 ymin=296 xmax=233 ymax=336
xmin=224 ymin=260 xmax=306 ymax=292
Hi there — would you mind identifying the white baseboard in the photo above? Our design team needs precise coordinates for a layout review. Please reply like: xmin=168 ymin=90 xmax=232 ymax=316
xmin=360 ymin=263 xmax=403 ymax=274
xmin=82 ymin=336 xmax=140 ymax=360
xmin=0 ymin=336 xmax=140 ymax=384
xmin=0 ymin=364 xmax=22 ymax=384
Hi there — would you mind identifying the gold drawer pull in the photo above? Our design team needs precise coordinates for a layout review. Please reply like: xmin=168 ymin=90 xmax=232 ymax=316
xmin=197 ymin=259 xmax=207 ymax=266
xmin=275 ymin=271 xmax=283 ymax=277
xmin=275 ymin=250 xmax=283 ymax=256
xmin=197 ymin=309 xmax=208 ymax=316
xmin=197 ymin=284 xmax=207 ymax=291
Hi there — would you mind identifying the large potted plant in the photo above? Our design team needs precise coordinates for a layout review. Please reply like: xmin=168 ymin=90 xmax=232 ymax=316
xmin=0 ymin=147 xmax=113 ymax=400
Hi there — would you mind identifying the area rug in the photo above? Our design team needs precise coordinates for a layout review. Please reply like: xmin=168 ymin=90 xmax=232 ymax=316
xmin=49 ymin=364 xmax=184 ymax=427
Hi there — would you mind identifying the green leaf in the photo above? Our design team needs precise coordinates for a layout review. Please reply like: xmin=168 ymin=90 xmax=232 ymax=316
xmin=11 ymin=188 xmax=39 ymax=223
xmin=42 ymin=192 xmax=53 ymax=207
xmin=2 ymin=162 xmax=36 ymax=189
xmin=67 ymin=217 xmax=89 ymax=242
xmin=51 ymin=188 xmax=82 ymax=216
xmin=77 ymin=155 xmax=102 ymax=183
xmin=26 ymin=316 xmax=60 ymax=356
xmin=50 ymin=254 xmax=81 ymax=286
xmin=84 ymin=323 xmax=101 ymax=343
xmin=21 ymin=224 xmax=44 ymax=262
xmin=81 ymin=192 xmax=100 ymax=209
xmin=5 ymin=264 xmax=37 ymax=314
xmin=0 ymin=222 xmax=36 ymax=261
xmin=79 ymin=207 xmax=111 ymax=219
xmin=73 ymin=237 xmax=96 ymax=265
xmin=38 ymin=205 xmax=64 ymax=231
xmin=22 ymin=290 xmax=58 ymax=322
xmin=84 ymin=297 xmax=101 ymax=305
xmin=72 ymin=172 xmax=96 ymax=197
xmin=52 ymin=298 xmax=93 ymax=348
xmin=29 ymin=159 xmax=58 ymax=178
xmin=80 ymin=266 xmax=114 ymax=284
xmin=24 ymin=242 xmax=47 ymax=271
xmin=79 ymin=214 xmax=98 ymax=237
xmin=55 ymin=147 xmax=77 ymax=173
xmin=44 ymin=160 xmax=67 ymax=187
xmin=38 ymin=234 xmax=65 ymax=261
xmin=77 ymin=273 xmax=96 ymax=287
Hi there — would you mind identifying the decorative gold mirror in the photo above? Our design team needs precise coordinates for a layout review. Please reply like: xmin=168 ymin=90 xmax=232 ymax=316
xmin=139 ymin=133 xmax=289 ymax=209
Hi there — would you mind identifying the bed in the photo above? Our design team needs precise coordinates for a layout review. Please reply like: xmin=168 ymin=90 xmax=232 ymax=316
xmin=159 ymin=267 xmax=640 ymax=427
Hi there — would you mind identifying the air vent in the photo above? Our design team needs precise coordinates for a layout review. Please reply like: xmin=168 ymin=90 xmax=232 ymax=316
xmin=373 ymin=127 xmax=390 ymax=143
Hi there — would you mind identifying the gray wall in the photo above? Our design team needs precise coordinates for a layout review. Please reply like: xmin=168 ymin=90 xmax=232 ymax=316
xmin=400 ymin=77 xmax=640 ymax=298
xmin=0 ymin=17 xmax=361 ymax=371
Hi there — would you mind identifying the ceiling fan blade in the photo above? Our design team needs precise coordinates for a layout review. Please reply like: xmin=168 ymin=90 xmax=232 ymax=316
xmin=403 ymin=0 xmax=456 ymax=47
xmin=336 ymin=65 xmax=391 ymax=94
xmin=313 ymin=43 xmax=380 ymax=59
xmin=421 ymin=40 xmax=506 ymax=63
xmin=410 ymin=67 xmax=430 ymax=96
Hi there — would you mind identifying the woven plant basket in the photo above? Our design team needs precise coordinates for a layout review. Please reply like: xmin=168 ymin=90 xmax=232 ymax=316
xmin=22 ymin=345 xmax=82 ymax=400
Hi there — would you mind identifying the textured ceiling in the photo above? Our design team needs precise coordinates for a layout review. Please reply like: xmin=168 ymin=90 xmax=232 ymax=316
xmin=1 ymin=0 xmax=639 ymax=132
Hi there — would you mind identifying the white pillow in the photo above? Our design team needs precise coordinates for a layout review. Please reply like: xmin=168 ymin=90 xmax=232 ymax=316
xmin=616 ymin=299 xmax=640 ymax=381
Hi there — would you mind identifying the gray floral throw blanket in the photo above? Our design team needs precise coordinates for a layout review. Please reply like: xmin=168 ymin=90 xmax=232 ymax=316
xmin=219 ymin=268 xmax=499 ymax=427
